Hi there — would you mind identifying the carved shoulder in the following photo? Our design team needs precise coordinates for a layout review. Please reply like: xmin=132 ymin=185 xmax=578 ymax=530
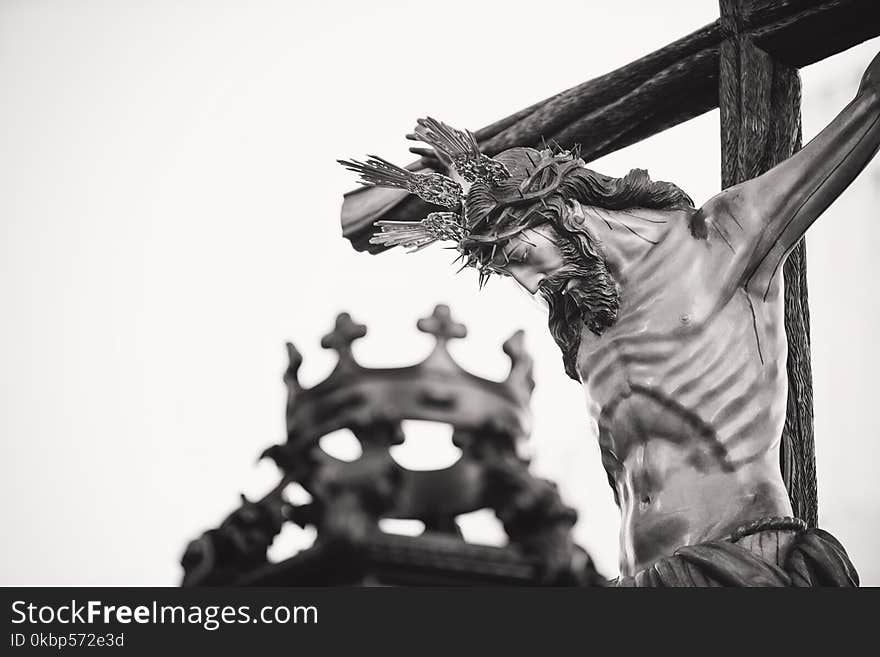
xmin=690 ymin=187 xmax=763 ymax=293
xmin=691 ymin=187 xmax=757 ymax=242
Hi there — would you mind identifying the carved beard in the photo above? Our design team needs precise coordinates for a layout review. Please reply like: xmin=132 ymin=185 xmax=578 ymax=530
xmin=539 ymin=235 xmax=619 ymax=381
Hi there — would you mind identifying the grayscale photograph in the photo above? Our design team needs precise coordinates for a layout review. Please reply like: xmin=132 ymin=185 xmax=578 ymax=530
xmin=2 ymin=2 xmax=879 ymax=642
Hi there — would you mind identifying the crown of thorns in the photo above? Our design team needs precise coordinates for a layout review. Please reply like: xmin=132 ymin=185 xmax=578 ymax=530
xmin=338 ymin=117 xmax=582 ymax=284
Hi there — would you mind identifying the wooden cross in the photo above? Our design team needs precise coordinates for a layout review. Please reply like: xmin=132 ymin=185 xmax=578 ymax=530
xmin=341 ymin=0 xmax=880 ymax=526
xmin=417 ymin=304 xmax=468 ymax=344
xmin=321 ymin=312 xmax=367 ymax=361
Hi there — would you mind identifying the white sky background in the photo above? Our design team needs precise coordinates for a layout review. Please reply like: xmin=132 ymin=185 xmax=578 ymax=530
xmin=1 ymin=0 xmax=878 ymax=585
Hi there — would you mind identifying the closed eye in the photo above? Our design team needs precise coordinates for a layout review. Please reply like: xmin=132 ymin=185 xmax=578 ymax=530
xmin=485 ymin=264 xmax=510 ymax=277
xmin=508 ymin=247 xmax=530 ymax=264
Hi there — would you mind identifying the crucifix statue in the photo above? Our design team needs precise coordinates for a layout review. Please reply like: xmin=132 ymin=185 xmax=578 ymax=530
xmin=337 ymin=9 xmax=878 ymax=585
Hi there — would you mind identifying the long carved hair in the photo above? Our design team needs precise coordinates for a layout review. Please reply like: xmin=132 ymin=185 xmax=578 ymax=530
xmin=539 ymin=229 xmax=619 ymax=380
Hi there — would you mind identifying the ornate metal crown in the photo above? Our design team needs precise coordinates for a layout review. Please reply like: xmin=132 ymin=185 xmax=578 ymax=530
xmin=282 ymin=304 xmax=534 ymax=457
xmin=270 ymin=304 xmax=541 ymax=547
xmin=181 ymin=305 xmax=605 ymax=586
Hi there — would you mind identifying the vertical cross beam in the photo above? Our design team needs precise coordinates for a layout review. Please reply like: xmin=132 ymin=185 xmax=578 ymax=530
xmin=718 ymin=0 xmax=816 ymax=527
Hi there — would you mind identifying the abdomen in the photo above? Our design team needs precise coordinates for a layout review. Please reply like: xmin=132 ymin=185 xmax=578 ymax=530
xmin=582 ymin=287 xmax=792 ymax=574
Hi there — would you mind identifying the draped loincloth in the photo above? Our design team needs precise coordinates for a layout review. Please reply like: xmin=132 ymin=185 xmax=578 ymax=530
xmin=615 ymin=516 xmax=858 ymax=587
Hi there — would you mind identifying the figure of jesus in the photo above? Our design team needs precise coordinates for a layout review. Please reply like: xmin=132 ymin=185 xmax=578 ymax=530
xmin=339 ymin=51 xmax=879 ymax=586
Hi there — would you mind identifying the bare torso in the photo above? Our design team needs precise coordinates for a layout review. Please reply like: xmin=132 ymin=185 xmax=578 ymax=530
xmin=576 ymin=207 xmax=793 ymax=576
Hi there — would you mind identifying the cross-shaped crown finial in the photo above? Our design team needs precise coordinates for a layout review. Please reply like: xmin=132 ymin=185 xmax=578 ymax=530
xmin=321 ymin=313 xmax=367 ymax=360
xmin=417 ymin=304 xmax=467 ymax=343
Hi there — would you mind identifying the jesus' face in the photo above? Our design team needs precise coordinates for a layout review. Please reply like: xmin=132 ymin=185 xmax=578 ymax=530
xmin=488 ymin=222 xmax=619 ymax=380
xmin=491 ymin=225 xmax=568 ymax=294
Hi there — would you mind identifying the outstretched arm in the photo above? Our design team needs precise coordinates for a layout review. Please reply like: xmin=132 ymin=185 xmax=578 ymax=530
xmin=703 ymin=50 xmax=880 ymax=299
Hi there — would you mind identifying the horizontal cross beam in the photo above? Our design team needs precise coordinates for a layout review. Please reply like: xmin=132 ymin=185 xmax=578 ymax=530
xmin=342 ymin=0 xmax=880 ymax=252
